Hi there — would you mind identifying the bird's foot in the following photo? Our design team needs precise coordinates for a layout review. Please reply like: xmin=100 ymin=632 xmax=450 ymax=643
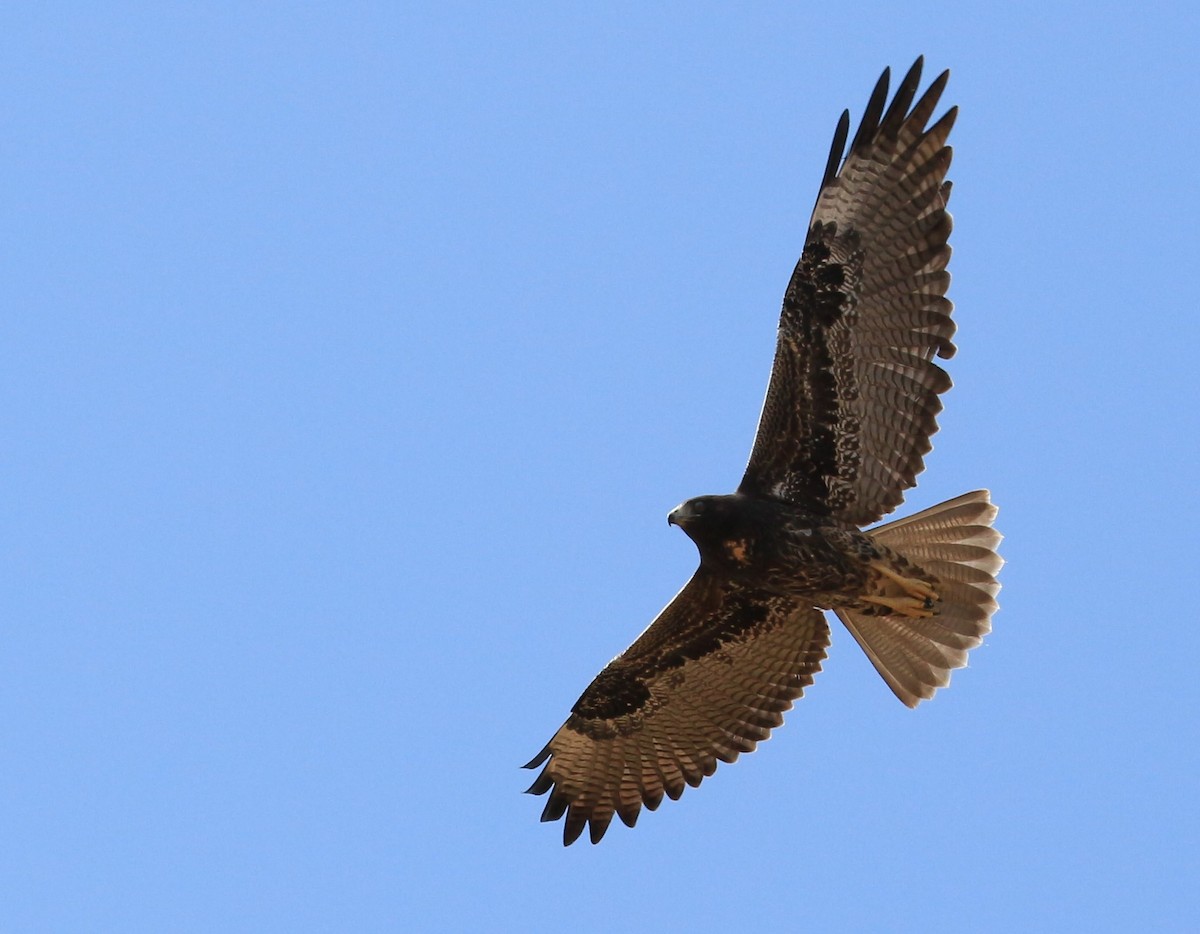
xmin=866 ymin=561 xmax=940 ymax=615
xmin=860 ymin=594 xmax=937 ymax=618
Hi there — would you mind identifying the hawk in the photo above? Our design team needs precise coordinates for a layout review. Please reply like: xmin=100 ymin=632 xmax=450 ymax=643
xmin=525 ymin=58 xmax=1002 ymax=846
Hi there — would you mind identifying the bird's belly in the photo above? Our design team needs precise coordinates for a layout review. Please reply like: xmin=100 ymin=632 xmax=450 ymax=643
xmin=755 ymin=538 xmax=871 ymax=604
xmin=754 ymin=524 xmax=915 ymax=608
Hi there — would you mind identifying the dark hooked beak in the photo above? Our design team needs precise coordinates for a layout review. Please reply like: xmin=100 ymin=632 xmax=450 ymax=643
xmin=667 ymin=503 xmax=689 ymax=528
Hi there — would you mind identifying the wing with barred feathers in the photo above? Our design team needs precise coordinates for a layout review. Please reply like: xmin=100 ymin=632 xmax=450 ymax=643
xmin=524 ymin=568 xmax=829 ymax=845
xmin=740 ymin=58 xmax=957 ymax=526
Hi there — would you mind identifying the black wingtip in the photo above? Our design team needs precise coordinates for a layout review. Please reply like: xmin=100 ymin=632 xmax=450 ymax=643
xmin=879 ymin=58 xmax=925 ymax=138
xmin=907 ymin=67 xmax=952 ymax=134
xmin=524 ymin=767 xmax=555 ymax=796
xmin=820 ymin=59 xmax=951 ymax=195
xmin=522 ymin=742 xmax=552 ymax=770
xmin=588 ymin=817 xmax=613 ymax=845
xmin=540 ymin=791 xmax=570 ymax=823
xmin=849 ymin=65 xmax=891 ymax=155
xmin=904 ymin=56 xmax=925 ymax=87
xmin=562 ymin=809 xmax=586 ymax=846
xmin=820 ymin=109 xmax=851 ymax=191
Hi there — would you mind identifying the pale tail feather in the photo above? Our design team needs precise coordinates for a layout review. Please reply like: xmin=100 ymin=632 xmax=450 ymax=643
xmin=834 ymin=490 xmax=1002 ymax=707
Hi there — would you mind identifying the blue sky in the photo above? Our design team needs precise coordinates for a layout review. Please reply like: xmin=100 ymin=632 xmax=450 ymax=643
xmin=4 ymin=3 xmax=1198 ymax=931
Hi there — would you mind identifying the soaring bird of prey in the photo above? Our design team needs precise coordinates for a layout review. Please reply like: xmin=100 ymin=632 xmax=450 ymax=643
xmin=525 ymin=58 xmax=1002 ymax=846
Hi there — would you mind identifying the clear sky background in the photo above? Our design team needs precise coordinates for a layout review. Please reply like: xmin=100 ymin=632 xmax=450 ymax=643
xmin=4 ymin=3 xmax=1198 ymax=932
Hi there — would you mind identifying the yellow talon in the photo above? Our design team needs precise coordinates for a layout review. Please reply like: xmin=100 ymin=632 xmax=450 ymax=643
xmin=860 ymin=594 xmax=937 ymax=618
xmin=871 ymin=562 xmax=940 ymax=603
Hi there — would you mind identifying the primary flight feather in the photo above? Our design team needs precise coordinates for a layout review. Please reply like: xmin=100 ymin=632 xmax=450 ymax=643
xmin=525 ymin=58 xmax=1002 ymax=846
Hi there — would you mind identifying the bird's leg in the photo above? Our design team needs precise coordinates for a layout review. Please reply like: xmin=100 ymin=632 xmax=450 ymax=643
xmin=860 ymin=594 xmax=937 ymax=618
xmin=863 ymin=560 xmax=940 ymax=617
xmin=872 ymin=561 xmax=939 ymax=601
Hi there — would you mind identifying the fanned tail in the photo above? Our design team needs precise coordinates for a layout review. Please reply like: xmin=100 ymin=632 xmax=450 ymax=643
xmin=835 ymin=490 xmax=1001 ymax=707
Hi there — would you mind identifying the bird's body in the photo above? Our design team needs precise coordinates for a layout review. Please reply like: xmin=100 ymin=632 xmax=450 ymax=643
xmin=526 ymin=59 xmax=1002 ymax=845
xmin=669 ymin=494 xmax=921 ymax=612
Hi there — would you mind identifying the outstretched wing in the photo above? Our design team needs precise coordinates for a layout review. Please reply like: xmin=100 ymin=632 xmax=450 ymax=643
xmin=740 ymin=58 xmax=957 ymax=526
xmin=524 ymin=569 xmax=829 ymax=845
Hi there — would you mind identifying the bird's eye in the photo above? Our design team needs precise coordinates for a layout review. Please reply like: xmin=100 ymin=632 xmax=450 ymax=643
xmin=693 ymin=500 xmax=707 ymax=514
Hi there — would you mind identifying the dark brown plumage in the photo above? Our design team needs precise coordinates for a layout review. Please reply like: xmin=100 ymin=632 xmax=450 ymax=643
xmin=525 ymin=58 xmax=1002 ymax=846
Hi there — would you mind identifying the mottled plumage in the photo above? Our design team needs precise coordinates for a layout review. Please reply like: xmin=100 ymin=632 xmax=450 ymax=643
xmin=526 ymin=59 xmax=1002 ymax=846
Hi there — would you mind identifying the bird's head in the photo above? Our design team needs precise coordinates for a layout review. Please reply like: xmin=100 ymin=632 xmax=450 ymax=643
xmin=668 ymin=494 xmax=756 ymax=564
xmin=668 ymin=495 xmax=723 ymax=532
